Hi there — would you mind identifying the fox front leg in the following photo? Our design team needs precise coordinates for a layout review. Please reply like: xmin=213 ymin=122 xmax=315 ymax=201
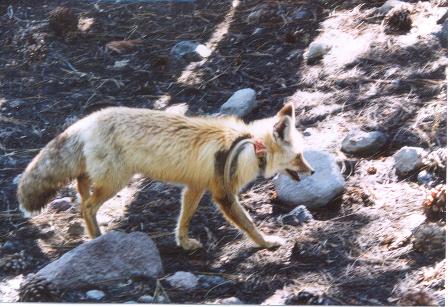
xmin=213 ymin=193 xmax=285 ymax=248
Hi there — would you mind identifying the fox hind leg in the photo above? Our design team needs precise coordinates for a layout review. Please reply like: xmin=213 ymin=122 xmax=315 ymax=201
xmin=81 ymin=182 xmax=122 ymax=238
xmin=77 ymin=174 xmax=90 ymax=203
xmin=176 ymin=186 xmax=204 ymax=250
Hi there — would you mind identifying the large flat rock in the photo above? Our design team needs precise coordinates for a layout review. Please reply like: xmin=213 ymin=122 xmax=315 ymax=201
xmin=35 ymin=231 xmax=163 ymax=289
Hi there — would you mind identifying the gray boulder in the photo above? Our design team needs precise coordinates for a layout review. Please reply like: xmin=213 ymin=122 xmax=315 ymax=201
xmin=274 ymin=150 xmax=345 ymax=209
xmin=170 ymin=40 xmax=211 ymax=63
xmin=341 ymin=129 xmax=387 ymax=156
xmin=393 ymin=146 xmax=426 ymax=176
xmin=35 ymin=231 xmax=163 ymax=289
xmin=219 ymin=88 xmax=257 ymax=117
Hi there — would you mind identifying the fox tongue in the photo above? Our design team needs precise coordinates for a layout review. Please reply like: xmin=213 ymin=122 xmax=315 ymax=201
xmin=286 ymin=169 xmax=300 ymax=181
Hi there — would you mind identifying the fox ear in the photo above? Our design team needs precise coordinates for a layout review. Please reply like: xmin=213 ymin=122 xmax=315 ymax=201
xmin=274 ymin=103 xmax=295 ymax=143
xmin=277 ymin=103 xmax=294 ymax=118
xmin=273 ymin=116 xmax=292 ymax=143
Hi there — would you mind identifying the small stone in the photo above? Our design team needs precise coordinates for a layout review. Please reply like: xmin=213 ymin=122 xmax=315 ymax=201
xmin=219 ymin=88 xmax=257 ymax=117
xmin=217 ymin=297 xmax=243 ymax=304
xmin=393 ymin=146 xmax=427 ymax=176
xmin=113 ymin=59 xmax=130 ymax=69
xmin=138 ymin=295 xmax=154 ymax=303
xmin=280 ymin=205 xmax=313 ymax=226
xmin=13 ymin=174 xmax=21 ymax=185
xmin=47 ymin=197 xmax=73 ymax=213
xmin=304 ymin=41 xmax=330 ymax=64
xmin=417 ymin=170 xmax=434 ymax=186
xmin=86 ymin=289 xmax=105 ymax=300
xmin=341 ymin=130 xmax=387 ymax=156
xmin=170 ymin=40 xmax=211 ymax=63
xmin=166 ymin=271 xmax=198 ymax=290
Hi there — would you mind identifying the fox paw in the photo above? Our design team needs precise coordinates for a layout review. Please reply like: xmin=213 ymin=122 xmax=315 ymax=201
xmin=261 ymin=235 xmax=286 ymax=249
xmin=179 ymin=238 xmax=203 ymax=251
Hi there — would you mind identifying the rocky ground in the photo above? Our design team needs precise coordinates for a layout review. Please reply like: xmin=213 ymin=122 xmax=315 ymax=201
xmin=0 ymin=0 xmax=446 ymax=305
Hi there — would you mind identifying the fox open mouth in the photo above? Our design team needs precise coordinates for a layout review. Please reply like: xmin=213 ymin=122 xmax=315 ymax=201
xmin=286 ymin=169 xmax=300 ymax=181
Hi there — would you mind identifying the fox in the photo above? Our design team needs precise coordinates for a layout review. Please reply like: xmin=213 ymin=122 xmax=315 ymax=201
xmin=17 ymin=102 xmax=315 ymax=250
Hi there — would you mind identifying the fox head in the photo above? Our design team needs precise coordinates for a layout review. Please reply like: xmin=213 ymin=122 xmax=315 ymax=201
xmin=265 ymin=103 xmax=315 ymax=181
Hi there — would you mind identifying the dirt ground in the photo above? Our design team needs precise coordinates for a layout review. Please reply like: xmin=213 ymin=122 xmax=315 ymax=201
xmin=0 ymin=0 xmax=446 ymax=304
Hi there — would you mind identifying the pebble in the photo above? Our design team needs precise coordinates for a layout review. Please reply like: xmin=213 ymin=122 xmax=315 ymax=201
xmin=280 ymin=205 xmax=313 ymax=226
xmin=166 ymin=271 xmax=198 ymax=290
xmin=417 ymin=170 xmax=434 ymax=186
xmin=86 ymin=289 xmax=105 ymax=301
xmin=138 ymin=295 xmax=154 ymax=303
xmin=304 ymin=41 xmax=330 ymax=64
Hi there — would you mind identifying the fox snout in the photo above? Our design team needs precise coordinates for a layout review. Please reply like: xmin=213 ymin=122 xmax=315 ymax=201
xmin=285 ymin=154 xmax=315 ymax=181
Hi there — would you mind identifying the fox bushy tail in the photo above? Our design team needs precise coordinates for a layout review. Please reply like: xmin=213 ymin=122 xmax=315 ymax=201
xmin=17 ymin=132 xmax=84 ymax=214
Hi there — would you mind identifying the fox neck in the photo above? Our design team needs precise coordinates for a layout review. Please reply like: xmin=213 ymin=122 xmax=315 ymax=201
xmin=232 ymin=145 xmax=262 ymax=191
xmin=258 ymin=133 xmax=282 ymax=178
xmin=247 ymin=117 xmax=281 ymax=178
xmin=231 ymin=134 xmax=279 ymax=192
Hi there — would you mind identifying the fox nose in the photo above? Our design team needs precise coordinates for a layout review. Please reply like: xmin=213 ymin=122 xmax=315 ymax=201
xmin=311 ymin=169 xmax=315 ymax=175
